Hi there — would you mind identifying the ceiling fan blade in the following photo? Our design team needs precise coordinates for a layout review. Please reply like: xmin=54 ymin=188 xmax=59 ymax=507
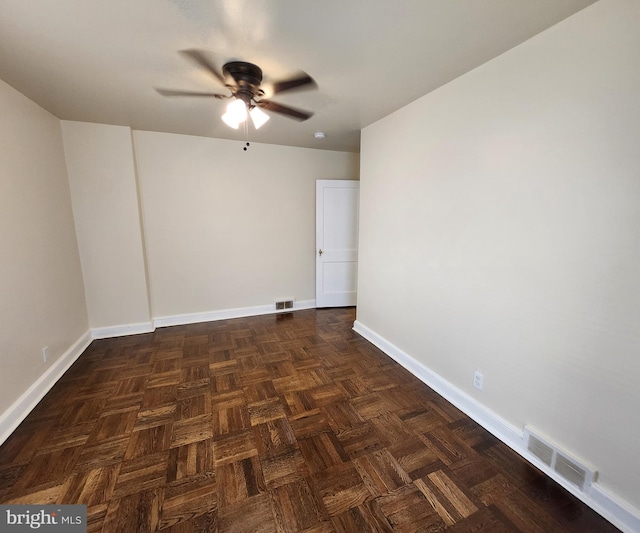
xmin=256 ymin=100 xmax=313 ymax=121
xmin=270 ymin=72 xmax=317 ymax=95
xmin=155 ymin=88 xmax=228 ymax=99
xmin=179 ymin=49 xmax=227 ymax=86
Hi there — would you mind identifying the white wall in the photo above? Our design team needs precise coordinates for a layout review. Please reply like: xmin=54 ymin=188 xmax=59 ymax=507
xmin=133 ymin=131 xmax=359 ymax=320
xmin=358 ymin=0 xmax=640 ymax=516
xmin=62 ymin=122 xmax=152 ymax=335
xmin=60 ymin=125 xmax=358 ymax=327
xmin=0 ymin=80 xmax=89 ymax=416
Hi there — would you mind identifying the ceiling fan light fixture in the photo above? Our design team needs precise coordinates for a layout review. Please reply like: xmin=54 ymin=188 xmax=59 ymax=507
xmin=221 ymin=112 xmax=240 ymax=129
xmin=222 ymin=98 xmax=247 ymax=128
xmin=249 ymin=106 xmax=270 ymax=129
xmin=158 ymin=53 xmax=317 ymax=132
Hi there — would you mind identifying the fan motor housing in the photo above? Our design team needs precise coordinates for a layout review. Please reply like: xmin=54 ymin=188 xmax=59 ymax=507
xmin=223 ymin=61 xmax=265 ymax=102
xmin=223 ymin=62 xmax=262 ymax=87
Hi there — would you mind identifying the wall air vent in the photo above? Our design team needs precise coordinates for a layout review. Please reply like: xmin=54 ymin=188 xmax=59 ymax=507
xmin=275 ymin=299 xmax=294 ymax=311
xmin=555 ymin=453 xmax=589 ymax=489
xmin=524 ymin=426 xmax=596 ymax=492
xmin=527 ymin=433 xmax=554 ymax=467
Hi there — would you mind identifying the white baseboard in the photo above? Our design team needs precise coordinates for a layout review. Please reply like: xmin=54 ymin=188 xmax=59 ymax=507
xmin=92 ymin=301 xmax=319 ymax=335
xmin=352 ymin=319 xmax=640 ymax=533
xmin=153 ymin=299 xmax=316 ymax=328
xmin=91 ymin=321 xmax=154 ymax=339
xmin=589 ymin=484 xmax=640 ymax=533
xmin=0 ymin=330 xmax=92 ymax=446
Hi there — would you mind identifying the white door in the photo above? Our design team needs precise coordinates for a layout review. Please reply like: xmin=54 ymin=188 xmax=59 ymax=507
xmin=316 ymin=180 xmax=360 ymax=307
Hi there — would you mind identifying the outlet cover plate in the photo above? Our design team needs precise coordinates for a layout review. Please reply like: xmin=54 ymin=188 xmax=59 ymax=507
xmin=473 ymin=370 xmax=483 ymax=390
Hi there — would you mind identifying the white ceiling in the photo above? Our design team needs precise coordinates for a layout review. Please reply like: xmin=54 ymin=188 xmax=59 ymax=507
xmin=0 ymin=0 xmax=596 ymax=152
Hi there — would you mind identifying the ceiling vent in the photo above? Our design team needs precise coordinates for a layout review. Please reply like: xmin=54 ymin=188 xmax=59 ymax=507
xmin=524 ymin=427 xmax=596 ymax=492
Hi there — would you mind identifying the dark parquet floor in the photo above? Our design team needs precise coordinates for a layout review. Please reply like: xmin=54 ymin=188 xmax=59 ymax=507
xmin=0 ymin=308 xmax=619 ymax=532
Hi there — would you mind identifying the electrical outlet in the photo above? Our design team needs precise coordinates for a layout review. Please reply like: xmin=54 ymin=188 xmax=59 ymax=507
xmin=43 ymin=346 xmax=49 ymax=363
xmin=473 ymin=370 xmax=483 ymax=390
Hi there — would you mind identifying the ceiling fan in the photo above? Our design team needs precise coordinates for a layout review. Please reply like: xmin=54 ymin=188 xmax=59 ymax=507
xmin=156 ymin=49 xmax=317 ymax=130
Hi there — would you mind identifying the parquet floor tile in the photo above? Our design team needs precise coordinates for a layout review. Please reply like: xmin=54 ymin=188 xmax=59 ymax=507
xmin=298 ymin=432 xmax=349 ymax=475
xmin=330 ymin=501 xmax=393 ymax=533
xmin=62 ymin=465 xmax=120 ymax=506
xmin=0 ymin=308 xmax=620 ymax=532
xmin=159 ymin=473 xmax=217 ymax=530
xmin=311 ymin=462 xmax=372 ymax=516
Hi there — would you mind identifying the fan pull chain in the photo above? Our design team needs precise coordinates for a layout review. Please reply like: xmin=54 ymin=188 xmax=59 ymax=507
xmin=243 ymin=118 xmax=250 ymax=151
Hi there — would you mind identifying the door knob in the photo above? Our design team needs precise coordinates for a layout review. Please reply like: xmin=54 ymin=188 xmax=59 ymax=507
xmin=318 ymin=249 xmax=323 ymax=256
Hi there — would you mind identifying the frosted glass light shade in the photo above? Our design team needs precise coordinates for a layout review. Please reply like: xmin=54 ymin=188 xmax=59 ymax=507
xmin=222 ymin=98 xmax=247 ymax=128
xmin=250 ymin=106 xmax=270 ymax=129
xmin=221 ymin=112 xmax=240 ymax=128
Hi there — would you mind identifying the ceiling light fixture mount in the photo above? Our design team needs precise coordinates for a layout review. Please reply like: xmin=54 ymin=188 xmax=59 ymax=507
xmin=220 ymin=62 xmax=270 ymax=130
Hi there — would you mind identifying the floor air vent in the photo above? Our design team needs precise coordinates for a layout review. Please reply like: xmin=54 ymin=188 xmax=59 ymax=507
xmin=524 ymin=427 xmax=596 ymax=492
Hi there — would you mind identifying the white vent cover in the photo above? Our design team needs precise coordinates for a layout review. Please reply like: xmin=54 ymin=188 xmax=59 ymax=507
xmin=524 ymin=427 xmax=596 ymax=492
xmin=555 ymin=453 xmax=589 ymax=489
xmin=527 ymin=433 xmax=554 ymax=467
